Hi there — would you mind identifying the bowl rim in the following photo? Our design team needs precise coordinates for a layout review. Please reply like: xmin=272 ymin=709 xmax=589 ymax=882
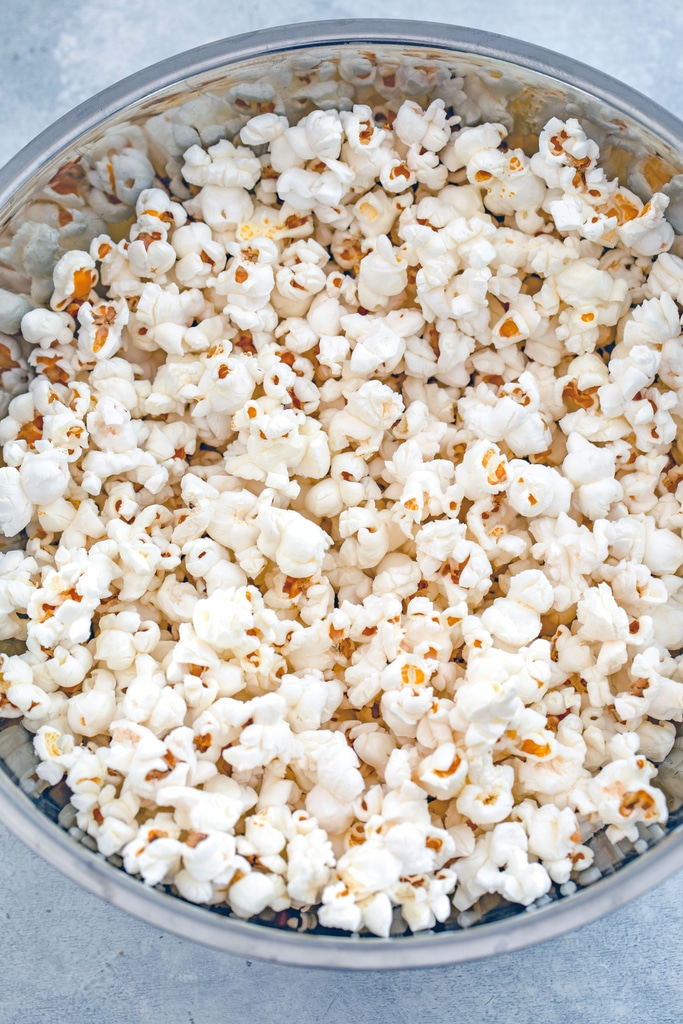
xmin=1 ymin=18 xmax=683 ymax=969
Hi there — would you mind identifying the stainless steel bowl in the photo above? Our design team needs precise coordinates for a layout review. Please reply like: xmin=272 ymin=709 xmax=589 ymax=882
xmin=1 ymin=19 xmax=683 ymax=970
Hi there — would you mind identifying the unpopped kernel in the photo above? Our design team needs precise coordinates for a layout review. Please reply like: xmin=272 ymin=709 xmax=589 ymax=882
xmin=1 ymin=105 xmax=683 ymax=938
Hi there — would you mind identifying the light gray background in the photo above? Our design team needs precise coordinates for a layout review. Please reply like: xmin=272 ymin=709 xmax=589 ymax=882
xmin=2 ymin=3 xmax=683 ymax=1022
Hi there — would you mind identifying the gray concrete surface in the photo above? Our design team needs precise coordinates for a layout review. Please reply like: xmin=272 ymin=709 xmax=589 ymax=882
xmin=2 ymin=2 xmax=683 ymax=1021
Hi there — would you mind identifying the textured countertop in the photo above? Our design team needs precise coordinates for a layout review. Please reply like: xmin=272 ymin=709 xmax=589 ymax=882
xmin=2 ymin=3 xmax=683 ymax=1022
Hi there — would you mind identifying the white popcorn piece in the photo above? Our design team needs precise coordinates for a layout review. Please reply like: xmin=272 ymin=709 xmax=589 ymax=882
xmin=173 ymin=222 xmax=227 ymax=289
xmin=454 ymin=439 xmax=508 ymax=500
xmin=182 ymin=140 xmax=262 ymax=190
xmin=453 ymin=822 xmax=551 ymax=911
xmin=123 ymin=826 xmax=184 ymax=887
xmin=281 ymin=109 xmax=344 ymax=165
xmin=279 ymin=670 xmax=343 ymax=732
xmin=450 ymin=651 xmax=523 ymax=752
xmin=135 ymin=187 xmax=187 ymax=233
xmin=127 ymin=237 xmax=176 ymax=281
xmin=240 ymin=113 xmax=289 ymax=148
xmin=159 ymin=781 xmax=248 ymax=834
xmin=327 ymin=379 xmax=404 ymax=456
xmin=317 ymin=881 xmax=364 ymax=933
xmin=518 ymin=801 xmax=593 ymax=883
xmin=86 ymin=127 xmax=154 ymax=220
xmin=615 ymin=646 xmax=683 ymax=722
xmin=418 ymin=742 xmax=468 ymax=800
xmin=506 ymin=460 xmax=572 ymax=518
xmin=50 ymin=251 xmax=98 ymax=312
xmin=642 ymin=522 xmax=683 ymax=576
xmin=66 ymin=672 xmax=117 ymax=738
xmin=286 ymin=819 xmax=335 ymax=905
xmin=357 ymin=235 xmax=408 ymax=311
xmin=180 ymin=829 xmax=247 ymax=889
xmin=617 ymin=192 xmax=674 ymax=257
xmin=192 ymin=585 xmax=269 ymax=654
xmin=19 ymin=449 xmax=70 ymax=505
xmin=394 ymin=99 xmax=452 ymax=152
xmin=561 ymin=432 xmax=623 ymax=519
xmin=221 ymin=696 xmax=298 ymax=774
xmin=256 ymin=506 xmax=332 ymax=578
xmin=446 ymin=123 xmax=507 ymax=173
xmin=576 ymin=737 xmax=668 ymax=842
xmin=185 ymin=184 xmax=255 ymax=235
xmin=481 ymin=570 xmax=554 ymax=649
xmin=459 ymin=372 xmax=552 ymax=457
xmin=468 ymin=145 xmax=545 ymax=222
xmin=635 ymin=720 xmax=676 ymax=763
xmin=391 ymin=869 xmax=456 ymax=933
xmin=33 ymin=725 xmax=79 ymax=784
xmin=456 ymin=758 xmax=515 ymax=825
xmin=0 ymin=467 xmax=32 ymax=536
xmin=21 ymin=307 xmax=75 ymax=348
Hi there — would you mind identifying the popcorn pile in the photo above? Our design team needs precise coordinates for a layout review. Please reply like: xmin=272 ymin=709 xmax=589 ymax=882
xmin=2 ymin=101 xmax=683 ymax=938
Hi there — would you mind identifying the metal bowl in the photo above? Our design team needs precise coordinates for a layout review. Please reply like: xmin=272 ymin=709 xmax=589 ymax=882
xmin=1 ymin=19 xmax=683 ymax=969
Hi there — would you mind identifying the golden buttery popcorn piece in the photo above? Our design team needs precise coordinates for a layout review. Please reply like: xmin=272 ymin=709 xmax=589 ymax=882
xmin=1 ymin=101 xmax=683 ymax=938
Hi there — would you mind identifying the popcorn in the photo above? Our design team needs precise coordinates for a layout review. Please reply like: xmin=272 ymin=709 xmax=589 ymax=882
xmin=481 ymin=570 xmax=554 ymax=648
xmin=642 ymin=522 xmax=683 ymax=576
xmin=123 ymin=819 xmax=184 ymax=887
xmin=391 ymin=869 xmax=456 ymax=933
xmin=240 ymin=113 xmax=288 ymax=148
xmin=327 ymin=380 xmax=405 ymax=456
xmin=454 ymin=439 xmax=508 ymax=500
xmin=279 ymin=670 xmax=343 ymax=732
xmin=4 ymin=99 xmax=683 ymax=938
xmin=276 ymin=165 xmax=352 ymax=214
xmin=229 ymin=869 xmax=289 ymax=918
xmin=66 ymin=672 xmax=117 ymax=738
xmin=0 ymin=552 xmax=38 ymax=639
xmin=356 ymin=234 xmax=408 ymax=312
xmin=575 ymin=735 xmax=668 ymax=842
xmin=518 ymin=801 xmax=593 ymax=883
xmin=561 ymin=433 xmax=623 ymax=519
xmin=393 ymin=98 xmax=450 ymax=151
xmin=256 ymin=506 xmax=332 ymax=578
xmin=445 ymin=122 xmax=507 ymax=172
xmin=450 ymin=650 xmax=523 ymax=752
xmin=192 ymin=585 xmax=268 ymax=654
xmin=617 ymin=193 xmax=675 ymax=257
xmin=21 ymin=307 xmax=75 ymax=349
xmin=453 ymin=822 xmax=551 ymax=911
xmin=0 ymin=287 xmax=34 ymax=334
xmin=615 ymin=646 xmax=683 ymax=722
xmin=182 ymin=140 xmax=262 ymax=190
xmin=50 ymin=251 xmax=98 ymax=312
xmin=459 ymin=372 xmax=552 ymax=457
xmin=185 ymin=184 xmax=254 ymax=236
xmin=467 ymin=145 xmax=545 ymax=221
xmin=418 ymin=742 xmax=468 ymax=800
xmin=506 ymin=460 xmax=572 ymax=518
xmin=122 ymin=658 xmax=188 ymax=736
xmin=86 ymin=127 xmax=155 ymax=221
xmin=281 ymin=109 xmax=345 ymax=165
xmin=159 ymin=780 xmax=250 ymax=834
xmin=286 ymin=817 xmax=336 ymax=905
xmin=172 ymin=223 xmax=227 ymax=290
xmin=0 ymin=466 xmax=33 ymax=536
xmin=33 ymin=725 xmax=79 ymax=784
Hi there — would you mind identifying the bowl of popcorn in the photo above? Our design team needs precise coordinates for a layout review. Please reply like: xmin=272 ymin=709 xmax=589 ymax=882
xmin=1 ymin=19 xmax=683 ymax=969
